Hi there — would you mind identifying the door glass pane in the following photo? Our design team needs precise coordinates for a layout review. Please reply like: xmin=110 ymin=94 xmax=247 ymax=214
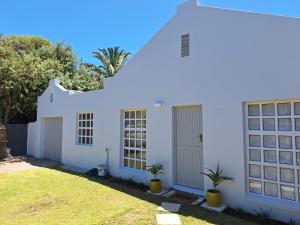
xmin=249 ymin=149 xmax=261 ymax=162
xmin=249 ymin=164 xmax=261 ymax=178
xmin=249 ymin=135 xmax=261 ymax=147
xmin=264 ymin=150 xmax=277 ymax=163
xmin=248 ymin=104 xmax=260 ymax=116
xmin=248 ymin=118 xmax=260 ymax=130
xmin=280 ymin=185 xmax=295 ymax=201
xmin=263 ymin=118 xmax=275 ymax=131
xmin=262 ymin=103 xmax=275 ymax=116
xmin=263 ymin=135 xmax=276 ymax=148
xmin=249 ymin=180 xmax=262 ymax=194
xmin=295 ymin=118 xmax=300 ymax=131
xmin=279 ymin=151 xmax=293 ymax=165
xmin=280 ymin=168 xmax=295 ymax=183
xmin=277 ymin=103 xmax=291 ymax=116
xmin=279 ymin=136 xmax=292 ymax=149
xmin=298 ymin=170 xmax=300 ymax=185
xmin=264 ymin=182 xmax=278 ymax=197
xmin=294 ymin=102 xmax=300 ymax=115
xmin=278 ymin=118 xmax=292 ymax=131
xmin=264 ymin=166 xmax=277 ymax=181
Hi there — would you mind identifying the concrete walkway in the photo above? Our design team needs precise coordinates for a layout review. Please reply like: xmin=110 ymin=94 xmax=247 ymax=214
xmin=156 ymin=202 xmax=181 ymax=225
xmin=0 ymin=157 xmax=59 ymax=173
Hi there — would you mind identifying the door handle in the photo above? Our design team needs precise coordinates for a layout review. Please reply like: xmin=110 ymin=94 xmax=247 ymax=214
xmin=197 ymin=134 xmax=203 ymax=142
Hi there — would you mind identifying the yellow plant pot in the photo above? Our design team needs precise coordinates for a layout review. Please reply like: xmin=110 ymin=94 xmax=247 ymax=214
xmin=206 ymin=190 xmax=222 ymax=207
xmin=150 ymin=179 xmax=161 ymax=193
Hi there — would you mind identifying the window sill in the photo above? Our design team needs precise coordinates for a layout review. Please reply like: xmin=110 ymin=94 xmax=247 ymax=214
xmin=76 ymin=144 xmax=93 ymax=147
xmin=244 ymin=193 xmax=300 ymax=213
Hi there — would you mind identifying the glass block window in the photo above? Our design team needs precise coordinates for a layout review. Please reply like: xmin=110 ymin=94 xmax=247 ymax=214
xmin=246 ymin=101 xmax=300 ymax=202
xmin=77 ymin=113 xmax=93 ymax=145
xmin=123 ymin=109 xmax=146 ymax=171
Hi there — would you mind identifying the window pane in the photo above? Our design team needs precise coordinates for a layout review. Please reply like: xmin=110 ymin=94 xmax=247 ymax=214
xmin=277 ymin=103 xmax=291 ymax=116
xmin=124 ymin=149 xmax=129 ymax=157
xmin=279 ymin=151 xmax=293 ymax=165
xmin=142 ymin=131 xmax=146 ymax=139
xmin=124 ymin=139 xmax=129 ymax=147
xmin=142 ymin=140 xmax=146 ymax=149
xmin=264 ymin=166 xmax=277 ymax=181
xmin=136 ymin=111 xmax=141 ymax=119
xmin=279 ymin=136 xmax=292 ymax=149
xmin=249 ymin=164 xmax=261 ymax=178
xmin=130 ymin=150 xmax=135 ymax=158
xmin=295 ymin=118 xmax=300 ymax=131
xmin=263 ymin=118 xmax=275 ymax=131
xmin=78 ymin=137 xmax=81 ymax=144
xmin=136 ymin=150 xmax=141 ymax=160
xmin=79 ymin=114 xmax=82 ymax=120
xmin=249 ymin=149 xmax=261 ymax=162
xmin=130 ymin=140 xmax=135 ymax=148
xmin=280 ymin=185 xmax=295 ymax=201
xmin=130 ymin=130 xmax=135 ymax=138
xmin=125 ymin=111 xmax=129 ymax=119
xmin=142 ymin=120 xmax=146 ymax=128
xmin=264 ymin=182 xmax=278 ymax=197
xmin=129 ymin=159 xmax=135 ymax=168
xmin=142 ymin=110 xmax=146 ymax=118
xmin=136 ymin=140 xmax=142 ymax=148
xmin=136 ymin=131 xmax=141 ymax=139
xmin=263 ymin=135 xmax=276 ymax=148
xmin=262 ymin=103 xmax=275 ymax=116
xmin=130 ymin=111 xmax=135 ymax=119
xmin=125 ymin=120 xmax=130 ymax=128
xmin=124 ymin=159 xmax=129 ymax=167
xmin=278 ymin=118 xmax=292 ymax=131
xmin=130 ymin=120 xmax=135 ymax=128
xmin=136 ymin=161 xmax=141 ymax=169
xmin=83 ymin=114 xmax=86 ymax=120
xmin=264 ymin=150 xmax=277 ymax=163
xmin=296 ymin=137 xmax=300 ymax=150
xmin=248 ymin=118 xmax=260 ymax=130
xmin=124 ymin=130 xmax=129 ymax=138
xmin=248 ymin=104 xmax=260 ymax=116
xmin=298 ymin=170 xmax=300 ymax=185
xmin=280 ymin=168 xmax=295 ymax=183
xmin=142 ymin=161 xmax=146 ymax=170
xmin=297 ymin=153 xmax=300 ymax=166
xmin=136 ymin=120 xmax=142 ymax=128
xmin=87 ymin=113 xmax=90 ymax=119
xmin=249 ymin=180 xmax=262 ymax=194
xmin=294 ymin=102 xmax=300 ymax=115
xmin=249 ymin=135 xmax=261 ymax=147
xmin=142 ymin=151 xmax=146 ymax=160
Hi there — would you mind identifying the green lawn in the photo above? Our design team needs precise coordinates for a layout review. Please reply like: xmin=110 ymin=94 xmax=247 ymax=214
xmin=0 ymin=168 xmax=258 ymax=225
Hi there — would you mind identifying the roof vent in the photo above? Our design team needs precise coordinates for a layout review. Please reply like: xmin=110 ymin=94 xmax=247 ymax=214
xmin=181 ymin=34 xmax=190 ymax=57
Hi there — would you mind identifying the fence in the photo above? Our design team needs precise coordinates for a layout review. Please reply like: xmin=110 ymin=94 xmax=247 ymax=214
xmin=6 ymin=124 xmax=28 ymax=156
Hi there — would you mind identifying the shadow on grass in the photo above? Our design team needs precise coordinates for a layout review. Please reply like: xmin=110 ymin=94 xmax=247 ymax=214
xmin=51 ymin=166 xmax=259 ymax=225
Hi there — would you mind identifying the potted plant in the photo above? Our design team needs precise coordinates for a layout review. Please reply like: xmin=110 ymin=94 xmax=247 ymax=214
xmin=201 ymin=164 xmax=234 ymax=207
xmin=147 ymin=164 xmax=163 ymax=193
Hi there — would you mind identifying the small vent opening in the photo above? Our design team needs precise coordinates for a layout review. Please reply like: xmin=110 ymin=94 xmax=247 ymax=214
xmin=181 ymin=34 xmax=190 ymax=57
xmin=50 ymin=93 xmax=54 ymax=102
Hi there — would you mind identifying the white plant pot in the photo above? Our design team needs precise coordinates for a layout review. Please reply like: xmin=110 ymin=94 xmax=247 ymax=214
xmin=97 ymin=165 xmax=107 ymax=177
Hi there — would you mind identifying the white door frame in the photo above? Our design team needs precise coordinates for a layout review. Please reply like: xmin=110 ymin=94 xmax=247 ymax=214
xmin=172 ymin=105 xmax=204 ymax=190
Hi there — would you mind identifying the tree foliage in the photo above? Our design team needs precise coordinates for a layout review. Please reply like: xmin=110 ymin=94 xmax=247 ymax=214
xmin=88 ymin=47 xmax=131 ymax=78
xmin=0 ymin=35 xmax=103 ymax=124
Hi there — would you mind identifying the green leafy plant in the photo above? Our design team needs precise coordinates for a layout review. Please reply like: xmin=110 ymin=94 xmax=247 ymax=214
xmin=201 ymin=164 xmax=234 ymax=192
xmin=288 ymin=218 xmax=300 ymax=225
xmin=253 ymin=207 xmax=272 ymax=222
xmin=147 ymin=164 xmax=163 ymax=180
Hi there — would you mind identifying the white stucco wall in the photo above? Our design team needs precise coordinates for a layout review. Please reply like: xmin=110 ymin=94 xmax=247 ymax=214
xmin=32 ymin=0 xmax=300 ymax=222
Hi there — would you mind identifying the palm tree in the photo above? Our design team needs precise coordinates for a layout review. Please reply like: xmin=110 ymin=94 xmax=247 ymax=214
xmin=90 ymin=47 xmax=131 ymax=78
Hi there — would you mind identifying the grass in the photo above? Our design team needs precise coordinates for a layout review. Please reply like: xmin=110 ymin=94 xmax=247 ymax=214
xmin=0 ymin=168 xmax=258 ymax=225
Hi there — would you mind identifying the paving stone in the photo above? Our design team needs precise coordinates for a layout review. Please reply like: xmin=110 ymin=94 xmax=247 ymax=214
xmin=146 ymin=189 xmax=168 ymax=196
xmin=157 ymin=202 xmax=181 ymax=212
xmin=191 ymin=197 xmax=205 ymax=205
xmin=156 ymin=213 xmax=181 ymax=225
xmin=163 ymin=190 xmax=176 ymax=198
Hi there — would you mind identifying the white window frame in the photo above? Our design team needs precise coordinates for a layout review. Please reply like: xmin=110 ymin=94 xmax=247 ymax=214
xmin=245 ymin=100 xmax=300 ymax=203
xmin=76 ymin=112 xmax=94 ymax=146
xmin=122 ymin=109 xmax=147 ymax=171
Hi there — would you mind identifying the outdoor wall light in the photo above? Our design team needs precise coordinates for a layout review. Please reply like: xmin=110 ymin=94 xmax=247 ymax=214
xmin=154 ymin=100 xmax=164 ymax=108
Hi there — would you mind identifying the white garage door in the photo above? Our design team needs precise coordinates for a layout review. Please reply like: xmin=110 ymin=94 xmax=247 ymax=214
xmin=44 ymin=117 xmax=63 ymax=162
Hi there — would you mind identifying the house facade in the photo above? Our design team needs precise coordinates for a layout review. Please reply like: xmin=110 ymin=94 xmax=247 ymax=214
xmin=27 ymin=0 xmax=300 ymax=222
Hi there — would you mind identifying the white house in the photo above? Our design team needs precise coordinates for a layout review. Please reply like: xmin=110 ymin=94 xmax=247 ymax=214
xmin=27 ymin=0 xmax=300 ymax=222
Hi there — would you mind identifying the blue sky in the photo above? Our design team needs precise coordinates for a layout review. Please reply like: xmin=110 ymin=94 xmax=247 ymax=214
xmin=1 ymin=0 xmax=300 ymax=64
